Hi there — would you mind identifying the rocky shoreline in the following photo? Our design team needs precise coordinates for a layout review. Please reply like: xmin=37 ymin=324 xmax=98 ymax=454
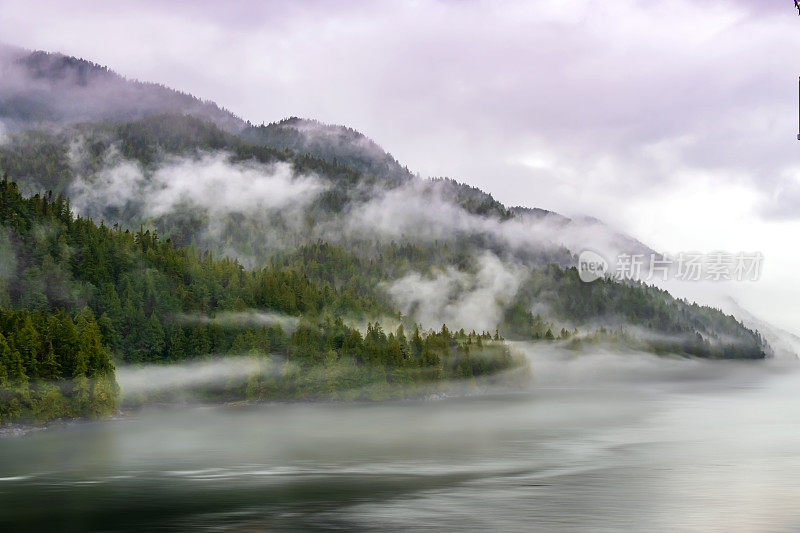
xmin=0 ymin=415 xmax=125 ymax=440
xmin=0 ymin=422 xmax=48 ymax=439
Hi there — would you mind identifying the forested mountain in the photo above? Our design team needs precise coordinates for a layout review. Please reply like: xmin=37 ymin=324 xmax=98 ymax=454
xmin=0 ymin=114 xmax=635 ymax=267
xmin=510 ymin=206 xmax=656 ymax=258
xmin=241 ymin=117 xmax=414 ymax=186
xmin=0 ymin=116 xmax=767 ymax=353
xmin=0 ymin=48 xmax=770 ymax=423
xmin=0 ymin=177 xmax=518 ymax=421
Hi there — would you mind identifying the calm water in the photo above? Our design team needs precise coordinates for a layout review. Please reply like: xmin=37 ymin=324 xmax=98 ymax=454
xmin=1 ymin=351 xmax=800 ymax=532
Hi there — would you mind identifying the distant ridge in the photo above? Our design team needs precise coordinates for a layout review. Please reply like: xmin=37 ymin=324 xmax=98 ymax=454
xmin=0 ymin=43 xmax=244 ymax=132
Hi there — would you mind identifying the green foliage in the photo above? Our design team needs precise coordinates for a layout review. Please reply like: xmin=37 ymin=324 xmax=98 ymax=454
xmin=0 ymin=110 xmax=769 ymax=422
xmin=126 ymin=324 xmax=515 ymax=404
xmin=500 ymin=265 xmax=766 ymax=359
xmin=0 ymin=306 xmax=117 ymax=424
xmin=241 ymin=117 xmax=412 ymax=186
xmin=0 ymin=177 xmax=522 ymax=420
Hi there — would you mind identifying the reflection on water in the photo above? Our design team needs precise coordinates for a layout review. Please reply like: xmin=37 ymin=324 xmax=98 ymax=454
xmin=1 ymin=351 xmax=800 ymax=532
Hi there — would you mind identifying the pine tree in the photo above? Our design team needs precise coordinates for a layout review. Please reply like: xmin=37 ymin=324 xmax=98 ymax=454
xmin=410 ymin=326 xmax=423 ymax=361
xmin=49 ymin=312 xmax=81 ymax=377
xmin=97 ymin=312 xmax=120 ymax=350
xmin=0 ymin=333 xmax=26 ymax=386
xmin=143 ymin=312 xmax=166 ymax=361
xmin=37 ymin=340 xmax=61 ymax=380
xmin=10 ymin=316 xmax=40 ymax=379
xmin=167 ymin=327 xmax=186 ymax=361
xmin=76 ymin=308 xmax=114 ymax=376
xmin=185 ymin=324 xmax=210 ymax=358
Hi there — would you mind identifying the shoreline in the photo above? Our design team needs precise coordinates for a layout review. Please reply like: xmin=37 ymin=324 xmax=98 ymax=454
xmin=0 ymin=413 xmax=128 ymax=440
xmin=0 ymin=385 xmax=530 ymax=440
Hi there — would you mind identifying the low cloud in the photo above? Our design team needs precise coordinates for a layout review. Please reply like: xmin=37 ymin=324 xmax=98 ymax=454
xmin=341 ymin=178 xmax=649 ymax=264
xmin=514 ymin=341 xmax=779 ymax=389
xmin=116 ymin=356 xmax=283 ymax=396
xmin=65 ymin=140 xmax=645 ymax=273
xmin=384 ymin=252 xmax=521 ymax=332
xmin=69 ymin=149 xmax=325 ymax=218
xmin=67 ymin=146 xmax=327 ymax=261
xmin=175 ymin=310 xmax=300 ymax=333
xmin=143 ymin=154 xmax=324 ymax=218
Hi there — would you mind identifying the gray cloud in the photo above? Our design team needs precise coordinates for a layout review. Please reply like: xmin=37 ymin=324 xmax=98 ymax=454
xmin=1 ymin=1 xmax=796 ymax=214
xmin=340 ymin=178 xmax=650 ymax=263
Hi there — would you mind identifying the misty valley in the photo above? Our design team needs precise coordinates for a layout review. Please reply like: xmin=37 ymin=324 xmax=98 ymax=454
xmin=0 ymin=54 xmax=767 ymax=422
xmin=0 ymin=23 xmax=798 ymax=532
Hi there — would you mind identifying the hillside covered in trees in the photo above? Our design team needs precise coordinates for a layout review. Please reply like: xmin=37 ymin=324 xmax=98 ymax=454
xmin=0 ymin=177 xmax=519 ymax=422
xmin=0 ymin=47 xmax=770 ymax=424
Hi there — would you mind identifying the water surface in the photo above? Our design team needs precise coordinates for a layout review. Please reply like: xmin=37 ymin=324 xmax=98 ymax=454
xmin=1 ymin=352 xmax=799 ymax=532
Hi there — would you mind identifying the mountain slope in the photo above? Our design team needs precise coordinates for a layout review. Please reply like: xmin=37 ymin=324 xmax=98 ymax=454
xmin=0 ymin=48 xmax=771 ymax=371
xmin=0 ymin=44 xmax=244 ymax=132
xmin=0 ymin=176 xmax=524 ymax=423
xmin=241 ymin=117 xmax=413 ymax=186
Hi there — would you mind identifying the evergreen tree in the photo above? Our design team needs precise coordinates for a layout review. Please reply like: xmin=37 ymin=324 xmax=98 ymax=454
xmin=10 ymin=316 xmax=40 ymax=378
xmin=37 ymin=340 xmax=61 ymax=380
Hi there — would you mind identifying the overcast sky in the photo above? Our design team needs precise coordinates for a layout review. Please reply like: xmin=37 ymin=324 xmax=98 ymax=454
xmin=1 ymin=0 xmax=799 ymax=333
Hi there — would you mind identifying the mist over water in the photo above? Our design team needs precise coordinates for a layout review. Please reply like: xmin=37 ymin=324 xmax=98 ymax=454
xmin=115 ymin=356 xmax=271 ymax=397
xmin=2 ymin=351 xmax=799 ymax=532
xmin=0 ymin=4 xmax=798 ymax=530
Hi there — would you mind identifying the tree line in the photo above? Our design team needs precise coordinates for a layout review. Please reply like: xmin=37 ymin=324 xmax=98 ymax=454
xmin=0 ymin=176 xmax=520 ymax=422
